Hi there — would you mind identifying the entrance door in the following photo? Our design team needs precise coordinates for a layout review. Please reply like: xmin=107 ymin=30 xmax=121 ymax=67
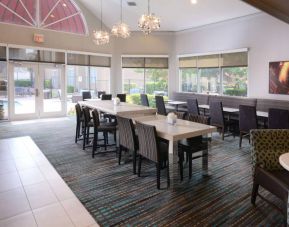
xmin=9 ymin=62 xmax=65 ymax=120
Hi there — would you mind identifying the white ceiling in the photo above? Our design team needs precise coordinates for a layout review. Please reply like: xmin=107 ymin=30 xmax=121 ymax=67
xmin=79 ymin=0 xmax=260 ymax=32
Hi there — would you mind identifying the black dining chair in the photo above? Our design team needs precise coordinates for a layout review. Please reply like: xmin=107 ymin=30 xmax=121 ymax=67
xmin=140 ymin=94 xmax=149 ymax=107
xmin=97 ymin=91 xmax=106 ymax=98
xmin=82 ymin=91 xmax=91 ymax=101
xmin=101 ymin=94 xmax=112 ymax=100
xmin=117 ymin=94 xmax=126 ymax=102
xmin=239 ymin=105 xmax=258 ymax=148
xmin=187 ymin=98 xmax=200 ymax=116
xmin=178 ymin=114 xmax=210 ymax=180
xmin=75 ymin=103 xmax=84 ymax=143
xmin=91 ymin=109 xmax=117 ymax=158
xmin=116 ymin=116 xmax=138 ymax=174
xmin=135 ymin=121 xmax=170 ymax=189
xmin=82 ymin=107 xmax=94 ymax=150
xmin=155 ymin=95 xmax=167 ymax=116
xmin=268 ymin=108 xmax=289 ymax=129
xmin=209 ymin=101 xmax=236 ymax=140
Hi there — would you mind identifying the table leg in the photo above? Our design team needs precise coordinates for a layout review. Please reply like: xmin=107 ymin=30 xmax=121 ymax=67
xmin=168 ymin=140 xmax=179 ymax=188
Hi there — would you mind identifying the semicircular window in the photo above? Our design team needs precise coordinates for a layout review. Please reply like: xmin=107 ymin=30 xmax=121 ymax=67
xmin=0 ymin=0 xmax=88 ymax=35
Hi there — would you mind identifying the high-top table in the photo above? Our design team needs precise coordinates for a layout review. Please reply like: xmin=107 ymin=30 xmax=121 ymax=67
xmin=80 ymin=100 xmax=157 ymax=118
xmin=134 ymin=115 xmax=217 ymax=187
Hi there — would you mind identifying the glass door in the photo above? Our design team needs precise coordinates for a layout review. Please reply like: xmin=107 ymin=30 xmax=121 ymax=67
xmin=39 ymin=64 xmax=65 ymax=117
xmin=9 ymin=62 xmax=38 ymax=120
xmin=9 ymin=62 xmax=66 ymax=120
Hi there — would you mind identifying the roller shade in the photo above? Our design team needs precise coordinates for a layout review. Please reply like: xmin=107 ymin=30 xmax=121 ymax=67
xmin=9 ymin=48 xmax=65 ymax=63
xmin=145 ymin=58 xmax=168 ymax=68
xmin=220 ymin=52 xmax=248 ymax=67
xmin=122 ymin=57 xmax=168 ymax=68
xmin=197 ymin=54 xmax=219 ymax=68
xmin=179 ymin=57 xmax=197 ymax=68
xmin=0 ymin=46 xmax=6 ymax=61
xmin=67 ymin=53 xmax=111 ymax=67
xmin=89 ymin=55 xmax=111 ymax=67
xmin=39 ymin=50 xmax=65 ymax=63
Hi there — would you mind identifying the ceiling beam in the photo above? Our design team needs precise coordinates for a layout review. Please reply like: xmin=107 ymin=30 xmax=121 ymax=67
xmin=241 ymin=0 xmax=289 ymax=24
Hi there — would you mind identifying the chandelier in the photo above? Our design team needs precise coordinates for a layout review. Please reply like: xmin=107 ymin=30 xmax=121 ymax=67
xmin=93 ymin=0 xmax=109 ymax=45
xmin=138 ymin=0 xmax=160 ymax=35
xmin=111 ymin=0 xmax=130 ymax=38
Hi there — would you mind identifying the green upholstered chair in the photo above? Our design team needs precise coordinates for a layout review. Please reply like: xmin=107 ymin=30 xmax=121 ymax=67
xmin=250 ymin=129 xmax=289 ymax=225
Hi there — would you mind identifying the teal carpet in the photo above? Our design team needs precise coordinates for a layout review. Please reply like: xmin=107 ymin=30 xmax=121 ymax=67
xmin=0 ymin=117 xmax=285 ymax=226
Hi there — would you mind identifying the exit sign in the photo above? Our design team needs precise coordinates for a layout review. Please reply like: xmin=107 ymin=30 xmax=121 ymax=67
xmin=34 ymin=34 xmax=44 ymax=43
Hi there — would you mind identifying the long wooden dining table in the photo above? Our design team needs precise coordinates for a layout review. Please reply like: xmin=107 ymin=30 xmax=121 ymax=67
xmin=80 ymin=100 xmax=157 ymax=117
xmin=80 ymin=100 xmax=217 ymax=187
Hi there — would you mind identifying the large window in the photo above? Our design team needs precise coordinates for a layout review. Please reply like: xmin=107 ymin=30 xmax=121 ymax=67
xmin=66 ymin=53 xmax=111 ymax=114
xmin=179 ymin=51 xmax=248 ymax=96
xmin=122 ymin=57 xmax=168 ymax=105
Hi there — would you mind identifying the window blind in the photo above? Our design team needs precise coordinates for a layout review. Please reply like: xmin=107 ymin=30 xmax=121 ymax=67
xmin=122 ymin=57 xmax=168 ymax=68
xmin=67 ymin=53 xmax=111 ymax=67
xmin=220 ymin=52 xmax=248 ymax=67
xmin=197 ymin=54 xmax=219 ymax=68
xmin=179 ymin=57 xmax=197 ymax=68
xmin=0 ymin=46 xmax=6 ymax=61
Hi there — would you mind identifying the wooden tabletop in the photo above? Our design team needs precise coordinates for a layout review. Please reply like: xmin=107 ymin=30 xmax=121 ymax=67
xmin=80 ymin=100 xmax=157 ymax=117
xmin=134 ymin=115 xmax=216 ymax=142
xmin=167 ymin=101 xmax=187 ymax=106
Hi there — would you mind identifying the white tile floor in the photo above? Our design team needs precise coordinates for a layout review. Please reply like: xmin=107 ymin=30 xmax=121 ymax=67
xmin=0 ymin=136 xmax=98 ymax=227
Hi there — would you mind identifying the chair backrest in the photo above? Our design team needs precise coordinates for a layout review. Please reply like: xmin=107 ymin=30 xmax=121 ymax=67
xmin=187 ymin=98 xmax=200 ymax=115
xmin=135 ymin=122 xmax=159 ymax=162
xmin=82 ymin=91 xmax=91 ymax=101
xmin=239 ymin=105 xmax=257 ymax=132
xmin=117 ymin=94 xmax=126 ymax=102
xmin=250 ymin=129 xmax=289 ymax=171
xmin=82 ymin=107 xmax=91 ymax=126
xmin=187 ymin=114 xmax=210 ymax=143
xmin=116 ymin=116 xmax=137 ymax=151
xmin=101 ymin=94 xmax=112 ymax=100
xmin=75 ymin=103 xmax=82 ymax=122
xmin=140 ymin=94 xmax=149 ymax=107
xmin=174 ymin=112 xmax=186 ymax=120
xmin=209 ymin=101 xmax=224 ymax=127
xmin=268 ymin=108 xmax=289 ymax=129
xmin=155 ymin=95 xmax=166 ymax=115
xmin=91 ymin=109 xmax=100 ymax=128
xmin=188 ymin=114 xmax=210 ymax=125
xmin=97 ymin=91 xmax=106 ymax=98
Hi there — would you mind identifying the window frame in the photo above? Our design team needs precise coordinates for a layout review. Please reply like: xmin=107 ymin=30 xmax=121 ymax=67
xmin=178 ymin=49 xmax=248 ymax=97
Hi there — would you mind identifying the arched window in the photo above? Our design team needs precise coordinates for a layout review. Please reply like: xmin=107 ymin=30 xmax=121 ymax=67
xmin=0 ymin=0 xmax=88 ymax=35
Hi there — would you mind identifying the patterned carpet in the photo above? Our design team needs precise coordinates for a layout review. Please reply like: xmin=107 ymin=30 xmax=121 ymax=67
xmin=0 ymin=117 xmax=285 ymax=226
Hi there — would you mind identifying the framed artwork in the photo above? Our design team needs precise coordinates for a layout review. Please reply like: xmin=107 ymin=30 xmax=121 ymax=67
xmin=269 ymin=61 xmax=289 ymax=95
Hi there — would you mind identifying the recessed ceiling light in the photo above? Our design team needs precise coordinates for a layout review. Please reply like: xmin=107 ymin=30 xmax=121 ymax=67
xmin=62 ymin=3 xmax=67 ymax=7
xmin=190 ymin=0 xmax=197 ymax=4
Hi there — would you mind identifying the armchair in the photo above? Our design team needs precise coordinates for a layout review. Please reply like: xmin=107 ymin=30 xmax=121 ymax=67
xmin=250 ymin=129 xmax=289 ymax=225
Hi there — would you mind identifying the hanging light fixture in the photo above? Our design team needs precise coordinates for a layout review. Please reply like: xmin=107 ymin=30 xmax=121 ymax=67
xmin=111 ymin=0 xmax=130 ymax=38
xmin=138 ymin=0 xmax=160 ymax=35
xmin=93 ymin=0 xmax=110 ymax=45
